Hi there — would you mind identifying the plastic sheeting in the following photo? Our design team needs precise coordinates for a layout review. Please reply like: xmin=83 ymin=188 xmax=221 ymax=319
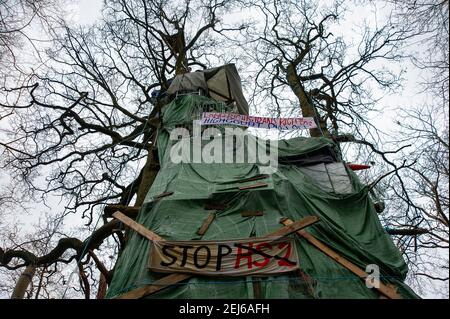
xmin=299 ymin=162 xmax=354 ymax=194
xmin=105 ymin=95 xmax=419 ymax=299
xmin=166 ymin=64 xmax=249 ymax=115
xmin=167 ymin=72 xmax=207 ymax=95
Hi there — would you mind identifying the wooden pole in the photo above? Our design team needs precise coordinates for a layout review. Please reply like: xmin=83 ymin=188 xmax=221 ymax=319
xmin=112 ymin=211 xmax=163 ymax=241
xmin=280 ymin=218 xmax=402 ymax=299
xmin=114 ymin=273 xmax=192 ymax=299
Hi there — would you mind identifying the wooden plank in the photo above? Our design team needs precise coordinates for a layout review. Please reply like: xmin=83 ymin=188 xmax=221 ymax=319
xmin=237 ymin=174 xmax=269 ymax=183
xmin=196 ymin=212 xmax=216 ymax=235
xmin=268 ymin=216 xmax=319 ymax=239
xmin=241 ymin=211 xmax=264 ymax=217
xmin=280 ymin=218 xmax=402 ymax=299
xmin=216 ymin=182 xmax=269 ymax=192
xmin=113 ymin=273 xmax=191 ymax=299
xmin=232 ymin=174 xmax=269 ymax=184
xmin=112 ymin=212 xmax=192 ymax=299
xmin=104 ymin=205 xmax=140 ymax=219
xmin=238 ymin=174 xmax=269 ymax=183
xmin=215 ymin=175 xmax=269 ymax=188
xmin=153 ymin=191 xmax=174 ymax=200
xmin=239 ymin=182 xmax=268 ymax=190
xmin=112 ymin=211 xmax=163 ymax=241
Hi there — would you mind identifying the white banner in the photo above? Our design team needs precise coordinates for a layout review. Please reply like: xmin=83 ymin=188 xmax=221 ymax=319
xmin=148 ymin=237 xmax=299 ymax=276
xmin=201 ymin=112 xmax=317 ymax=130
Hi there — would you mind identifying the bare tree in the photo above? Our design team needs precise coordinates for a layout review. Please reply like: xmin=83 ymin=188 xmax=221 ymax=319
xmin=1 ymin=0 xmax=447 ymax=298
xmin=244 ymin=0 xmax=448 ymax=296
xmin=351 ymin=0 xmax=449 ymax=297
xmin=246 ymin=0 xmax=412 ymax=139
xmin=244 ymin=0 xmax=419 ymax=219
xmin=382 ymin=0 xmax=449 ymax=105
xmin=0 ymin=0 xmax=60 ymax=73
xmin=0 ymin=0 xmax=246 ymax=298
xmin=382 ymin=105 xmax=449 ymax=297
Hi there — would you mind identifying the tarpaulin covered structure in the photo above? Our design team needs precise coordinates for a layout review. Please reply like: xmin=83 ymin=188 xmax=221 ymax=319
xmin=105 ymin=95 xmax=419 ymax=299
xmin=167 ymin=64 xmax=249 ymax=115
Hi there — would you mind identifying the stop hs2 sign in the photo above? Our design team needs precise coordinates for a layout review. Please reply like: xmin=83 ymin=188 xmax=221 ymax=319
xmin=148 ymin=236 xmax=299 ymax=276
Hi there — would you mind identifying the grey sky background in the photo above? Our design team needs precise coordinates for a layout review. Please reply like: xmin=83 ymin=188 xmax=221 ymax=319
xmin=69 ymin=0 xmax=449 ymax=298
xmin=0 ymin=0 xmax=447 ymax=298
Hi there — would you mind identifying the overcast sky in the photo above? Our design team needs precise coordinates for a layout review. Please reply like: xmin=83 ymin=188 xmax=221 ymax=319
xmin=73 ymin=0 xmax=103 ymax=24
xmin=0 ymin=0 xmax=446 ymax=299
xmin=63 ymin=0 xmax=448 ymax=298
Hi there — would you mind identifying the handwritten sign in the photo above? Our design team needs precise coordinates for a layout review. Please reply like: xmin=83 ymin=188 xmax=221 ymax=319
xmin=201 ymin=112 xmax=317 ymax=130
xmin=148 ymin=237 xmax=299 ymax=276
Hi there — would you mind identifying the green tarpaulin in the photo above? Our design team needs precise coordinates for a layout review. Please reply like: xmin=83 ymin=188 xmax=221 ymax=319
xmin=105 ymin=95 xmax=419 ymax=299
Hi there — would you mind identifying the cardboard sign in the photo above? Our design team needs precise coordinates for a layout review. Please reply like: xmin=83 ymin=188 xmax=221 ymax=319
xmin=148 ymin=237 xmax=299 ymax=276
xmin=201 ymin=112 xmax=317 ymax=130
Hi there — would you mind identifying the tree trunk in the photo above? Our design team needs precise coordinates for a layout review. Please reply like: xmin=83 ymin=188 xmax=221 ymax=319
xmin=11 ymin=264 xmax=36 ymax=299
xmin=135 ymin=31 xmax=189 ymax=206
xmin=135 ymin=150 xmax=159 ymax=206
xmin=96 ymin=273 xmax=107 ymax=299
xmin=286 ymin=64 xmax=329 ymax=137
xmin=174 ymin=32 xmax=189 ymax=75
